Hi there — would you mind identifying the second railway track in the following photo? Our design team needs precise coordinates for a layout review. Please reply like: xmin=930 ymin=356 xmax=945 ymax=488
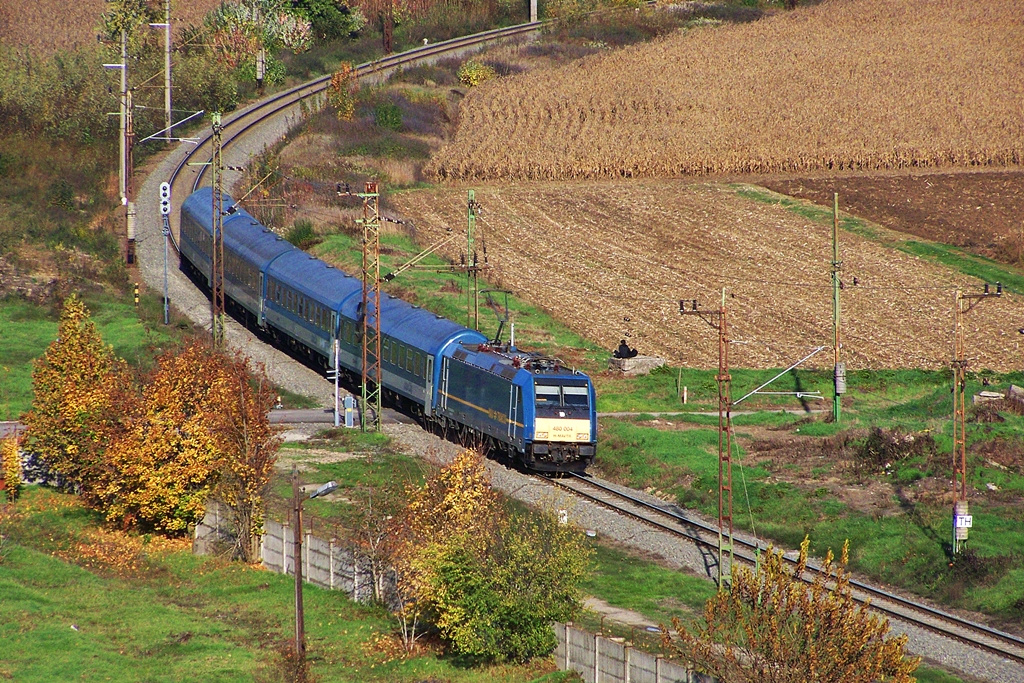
xmin=134 ymin=19 xmax=1024 ymax=683
xmin=549 ymin=472 xmax=1024 ymax=670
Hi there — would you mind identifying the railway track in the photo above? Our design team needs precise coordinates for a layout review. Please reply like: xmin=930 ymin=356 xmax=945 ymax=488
xmin=165 ymin=20 xmax=544 ymax=239
xmin=140 ymin=17 xmax=1024 ymax=679
xmin=550 ymin=472 xmax=1024 ymax=668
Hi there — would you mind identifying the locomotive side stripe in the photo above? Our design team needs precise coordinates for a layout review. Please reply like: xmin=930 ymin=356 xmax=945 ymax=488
xmin=442 ymin=392 xmax=525 ymax=428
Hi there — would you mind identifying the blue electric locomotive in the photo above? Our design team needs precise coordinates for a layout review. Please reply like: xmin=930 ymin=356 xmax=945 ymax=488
xmin=179 ymin=188 xmax=596 ymax=473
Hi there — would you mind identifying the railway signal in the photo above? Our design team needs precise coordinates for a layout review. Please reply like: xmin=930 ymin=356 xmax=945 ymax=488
xmin=159 ymin=182 xmax=171 ymax=215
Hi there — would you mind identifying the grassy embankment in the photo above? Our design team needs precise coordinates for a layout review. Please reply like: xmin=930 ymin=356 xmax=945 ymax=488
xmin=0 ymin=487 xmax=580 ymax=683
xmin=0 ymin=292 xmax=194 ymax=421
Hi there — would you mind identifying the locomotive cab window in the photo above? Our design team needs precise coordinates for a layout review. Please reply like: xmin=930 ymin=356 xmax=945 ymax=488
xmin=535 ymin=385 xmax=561 ymax=406
xmin=563 ymin=386 xmax=589 ymax=407
xmin=535 ymin=383 xmax=590 ymax=410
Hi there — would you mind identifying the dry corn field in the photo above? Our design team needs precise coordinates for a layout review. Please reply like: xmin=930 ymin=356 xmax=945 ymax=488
xmin=0 ymin=0 xmax=223 ymax=57
xmin=428 ymin=0 xmax=1024 ymax=181
xmin=392 ymin=182 xmax=1024 ymax=372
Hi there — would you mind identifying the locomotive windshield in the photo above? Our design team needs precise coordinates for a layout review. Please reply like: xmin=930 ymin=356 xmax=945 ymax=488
xmin=534 ymin=382 xmax=590 ymax=410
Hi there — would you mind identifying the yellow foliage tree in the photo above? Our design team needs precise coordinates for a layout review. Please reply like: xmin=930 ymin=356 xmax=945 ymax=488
xmin=388 ymin=449 xmax=498 ymax=649
xmin=96 ymin=341 xmax=231 ymax=535
xmin=667 ymin=538 xmax=920 ymax=683
xmin=23 ymin=295 xmax=129 ymax=502
xmin=2 ymin=436 xmax=22 ymax=503
xmin=388 ymin=450 xmax=590 ymax=661
xmin=328 ymin=63 xmax=358 ymax=121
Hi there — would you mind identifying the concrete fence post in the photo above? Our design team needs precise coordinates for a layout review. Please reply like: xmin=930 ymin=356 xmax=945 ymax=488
xmin=304 ymin=531 xmax=311 ymax=579
xmin=656 ymin=655 xmax=662 ymax=683
xmin=564 ymin=623 xmax=571 ymax=671
xmin=282 ymin=524 xmax=289 ymax=575
xmin=594 ymin=632 xmax=600 ymax=683
xmin=329 ymin=539 xmax=335 ymax=590
xmin=624 ymin=645 xmax=631 ymax=683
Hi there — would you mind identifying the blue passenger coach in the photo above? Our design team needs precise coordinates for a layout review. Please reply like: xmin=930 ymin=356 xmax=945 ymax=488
xmin=179 ymin=188 xmax=596 ymax=473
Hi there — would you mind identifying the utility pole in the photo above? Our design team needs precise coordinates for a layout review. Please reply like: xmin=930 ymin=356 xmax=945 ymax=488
xmin=160 ymin=0 xmax=172 ymax=137
xmin=832 ymin=193 xmax=844 ymax=422
xmin=147 ymin=3 xmax=173 ymax=140
xmin=359 ymin=182 xmax=382 ymax=432
xmin=951 ymin=282 xmax=1001 ymax=556
xmin=118 ymin=29 xmax=127 ymax=202
xmin=467 ymin=190 xmax=482 ymax=330
xmin=210 ymin=113 xmax=226 ymax=348
xmin=680 ymin=289 xmax=733 ymax=590
xmin=292 ymin=468 xmax=306 ymax=668
xmin=125 ymin=87 xmax=136 ymax=264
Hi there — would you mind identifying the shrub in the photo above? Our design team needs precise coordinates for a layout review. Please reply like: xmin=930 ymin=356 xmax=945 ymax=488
xmin=457 ymin=60 xmax=496 ymax=87
xmin=286 ymin=219 xmax=319 ymax=249
xmin=328 ymin=63 xmax=359 ymax=120
xmin=373 ymin=101 xmax=403 ymax=131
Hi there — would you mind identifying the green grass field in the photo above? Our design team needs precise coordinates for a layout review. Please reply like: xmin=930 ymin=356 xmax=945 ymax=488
xmin=0 ymin=291 xmax=194 ymax=421
xmin=0 ymin=487 xmax=579 ymax=683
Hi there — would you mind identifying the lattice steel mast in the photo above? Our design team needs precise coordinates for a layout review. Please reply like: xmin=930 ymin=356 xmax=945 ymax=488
xmin=359 ymin=182 xmax=382 ymax=432
xmin=467 ymin=190 xmax=482 ymax=330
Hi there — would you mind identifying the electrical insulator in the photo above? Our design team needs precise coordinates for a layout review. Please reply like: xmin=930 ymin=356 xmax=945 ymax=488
xmin=996 ymin=282 xmax=1003 ymax=295
xmin=835 ymin=362 xmax=847 ymax=394
xmin=159 ymin=182 xmax=171 ymax=215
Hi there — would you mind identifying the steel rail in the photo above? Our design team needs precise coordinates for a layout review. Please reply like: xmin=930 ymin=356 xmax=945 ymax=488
xmin=168 ymin=20 xmax=543 ymax=198
xmin=553 ymin=472 xmax=1024 ymax=666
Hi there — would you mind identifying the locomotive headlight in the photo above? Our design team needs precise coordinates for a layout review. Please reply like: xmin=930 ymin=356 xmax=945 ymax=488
xmin=536 ymin=432 xmax=548 ymax=439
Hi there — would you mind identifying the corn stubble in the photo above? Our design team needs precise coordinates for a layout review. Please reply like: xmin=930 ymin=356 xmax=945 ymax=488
xmin=427 ymin=0 xmax=1024 ymax=181
xmin=392 ymin=182 xmax=1024 ymax=371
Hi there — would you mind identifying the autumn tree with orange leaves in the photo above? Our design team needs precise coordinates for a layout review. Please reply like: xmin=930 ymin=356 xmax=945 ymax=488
xmin=23 ymin=295 xmax=131 ymax=502
xmin=96 ymin=341 xmax=230 ymax=534
xmin=212 ymin=353 xmax=281 ymax=562
xmin=26 ymin=300 xmax=280 ymax=540
xmin=95 ymin=342 xmax=280 ymax=539
xmin=666 ymin=537 xmax=919 ymax=683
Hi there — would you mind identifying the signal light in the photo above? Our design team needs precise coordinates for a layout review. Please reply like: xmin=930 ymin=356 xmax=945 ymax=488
xmin=159 ymin=182 xmax=171 ymax=215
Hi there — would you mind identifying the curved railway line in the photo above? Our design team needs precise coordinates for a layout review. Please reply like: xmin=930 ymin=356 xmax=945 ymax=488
xmin=137 ymin=19 xmax=1024 ymax=681
xmin=166 ymin=21 xmax=544 ymax=217
xmin=550 ymin=472 xmax=1024 ymax=667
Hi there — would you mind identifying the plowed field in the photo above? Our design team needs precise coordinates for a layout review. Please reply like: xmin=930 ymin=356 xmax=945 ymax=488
xmin=392 ymin=181 xmax=1024 ymax=371
xmin=760 ymin=170 xmax=1024 ymax=265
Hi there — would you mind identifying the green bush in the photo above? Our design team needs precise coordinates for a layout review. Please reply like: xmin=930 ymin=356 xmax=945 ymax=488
xmin=286 ymin=219 xmax=319 ymax=249
xmin=429 ymin=511 xmax=590 ymax=663
xmin=289 ymin=0 xmax=367 ymax=40
xmin=457 ymin=60 xmax=497 ymax=87
xmin=373 ymin=101 xmax=403 ymax=131
xmin=173 ymin=51 xmax=239 ymax=115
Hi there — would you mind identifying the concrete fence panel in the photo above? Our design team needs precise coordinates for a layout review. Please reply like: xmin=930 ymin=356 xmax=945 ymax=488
xmin=196 ymin=503 xmax=714 ymax=683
